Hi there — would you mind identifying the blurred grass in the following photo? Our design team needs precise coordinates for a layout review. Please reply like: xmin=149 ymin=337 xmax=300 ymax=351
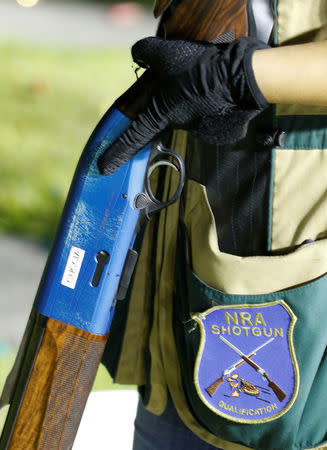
xmin=0 ymin=40 xmax=136 ymax=244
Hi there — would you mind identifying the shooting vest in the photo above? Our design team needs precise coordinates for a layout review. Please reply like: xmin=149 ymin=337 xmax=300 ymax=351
xmin=102 ymin=1 xmax=327 ymax=448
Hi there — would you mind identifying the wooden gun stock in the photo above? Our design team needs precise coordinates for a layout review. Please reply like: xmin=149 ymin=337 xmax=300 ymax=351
xmin=164 ymin=0 xmax=247 ymax=40
xmin=206 ymin=376 xmax=225 ymax=397
xmin=264 ymin=375 xmax=287 ymax=402
xmin=1 ymin=1 xmax=250 ymax=448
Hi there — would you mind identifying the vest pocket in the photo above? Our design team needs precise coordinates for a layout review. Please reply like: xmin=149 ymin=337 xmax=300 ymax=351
xmin=174 ymin=224 xmax=327 ymax=449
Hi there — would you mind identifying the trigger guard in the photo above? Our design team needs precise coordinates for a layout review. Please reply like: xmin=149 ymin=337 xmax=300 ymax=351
xmin=147 ymin=160 xmax=179 ymax=179
xmin=139 ymin=141 xmax=185 ymax=218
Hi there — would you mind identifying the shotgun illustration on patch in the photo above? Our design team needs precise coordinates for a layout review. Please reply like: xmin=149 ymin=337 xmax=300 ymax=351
xmin=218 ymin=336 xmax=287 ymax=402
xmin=206 ymin=337 xmax=275 ymax=397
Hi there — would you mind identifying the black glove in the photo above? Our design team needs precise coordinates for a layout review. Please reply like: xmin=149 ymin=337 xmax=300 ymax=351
xmin=98 ymin=36 xmax=269 ymax=175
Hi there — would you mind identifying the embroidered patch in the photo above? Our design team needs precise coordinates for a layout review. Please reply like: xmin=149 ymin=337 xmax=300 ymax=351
xmin=192 ymin=300 xmax=299 ymax=424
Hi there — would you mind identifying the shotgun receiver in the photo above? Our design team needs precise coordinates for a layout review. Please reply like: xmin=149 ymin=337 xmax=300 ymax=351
xmin=0 ymin=1 xmax=251 ymax=448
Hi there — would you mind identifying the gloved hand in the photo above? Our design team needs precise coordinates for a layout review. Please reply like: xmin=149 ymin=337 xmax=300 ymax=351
xmin=98 ymin=36 xmax=269 ymax=175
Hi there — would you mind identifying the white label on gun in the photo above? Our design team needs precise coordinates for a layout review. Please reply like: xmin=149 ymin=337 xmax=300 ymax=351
xmin=61 ymin=246 xmax=85 ymax=289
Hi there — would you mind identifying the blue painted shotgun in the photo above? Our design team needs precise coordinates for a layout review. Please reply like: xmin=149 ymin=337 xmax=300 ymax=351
xmin=0 ymin=104 xmax=184 ymax=450
xmin=36 ymin=107 xmax=185 ymax=335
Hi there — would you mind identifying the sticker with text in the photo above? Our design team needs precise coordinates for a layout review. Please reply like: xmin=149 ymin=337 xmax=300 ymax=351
xmin=192 ymin=300 xmax=299 ymax=424
xmin=61 ymin=246 xmax=85 ymax=289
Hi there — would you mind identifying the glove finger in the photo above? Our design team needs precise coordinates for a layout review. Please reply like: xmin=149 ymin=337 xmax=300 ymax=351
xmin=132 ymin=36 xmax=212 ymax=76
xmin=97 ymin=137 xmax=139 ymax=176
xmin=97 ymin=101 xmax=170 ymax=176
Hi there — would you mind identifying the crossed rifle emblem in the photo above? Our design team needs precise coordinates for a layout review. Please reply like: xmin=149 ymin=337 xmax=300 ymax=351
xmin=206 ymin=336 xmax=286 ymax=402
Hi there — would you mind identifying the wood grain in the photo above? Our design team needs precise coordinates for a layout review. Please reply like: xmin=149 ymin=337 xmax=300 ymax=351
xmin=165 ymin=0 xmax=248 ymax=41
xmin=8 ymin=318 xmax=108 ymax=450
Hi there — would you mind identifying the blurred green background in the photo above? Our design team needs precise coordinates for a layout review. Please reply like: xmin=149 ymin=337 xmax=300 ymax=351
xmin=0 ymin=42 xmax=135 ymax=244
xmin=0 ymin=0 xmax=155 ymax=243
